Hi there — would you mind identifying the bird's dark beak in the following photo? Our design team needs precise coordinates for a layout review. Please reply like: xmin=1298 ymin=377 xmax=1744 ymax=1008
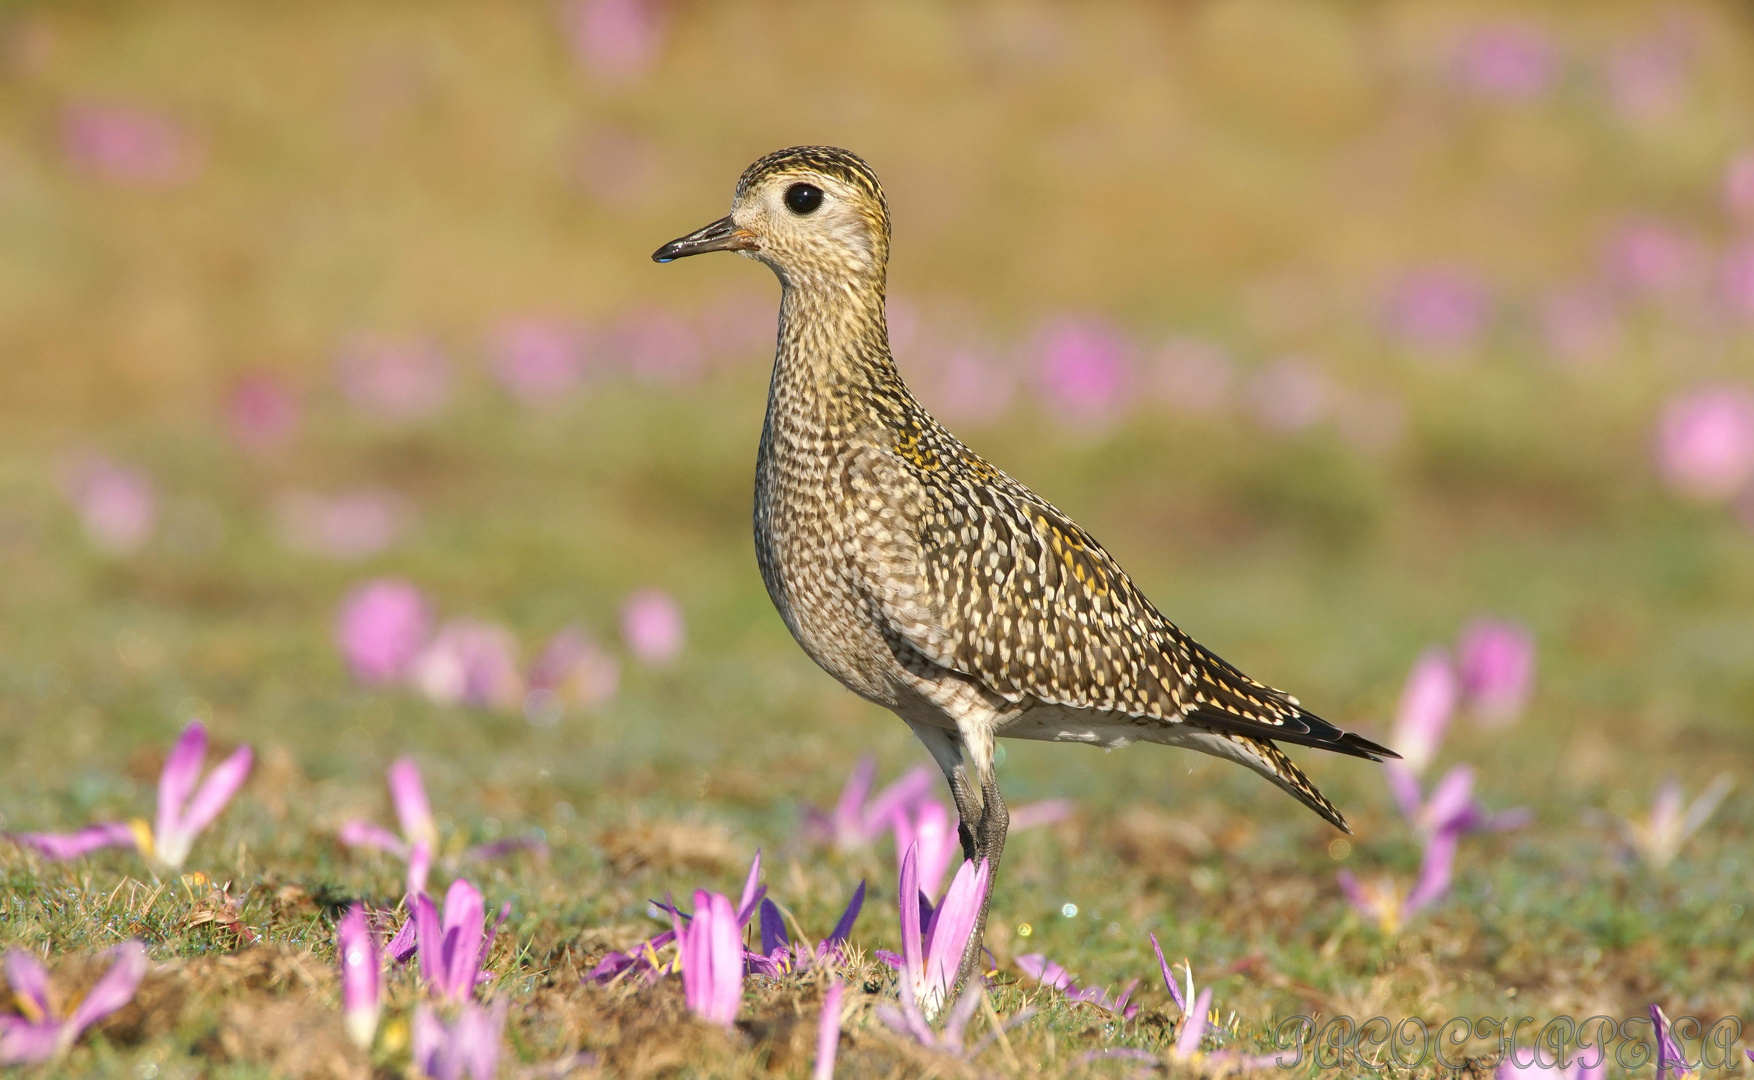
xmin=652 ymin=216 xmax=757 ymax=263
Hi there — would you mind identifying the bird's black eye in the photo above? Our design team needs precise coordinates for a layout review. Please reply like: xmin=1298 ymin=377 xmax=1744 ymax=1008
xmin=784 ymin=183 xmax=824 ymax=215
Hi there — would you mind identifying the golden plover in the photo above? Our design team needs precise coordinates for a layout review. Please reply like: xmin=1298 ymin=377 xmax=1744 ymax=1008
xmin=654 ymin=146 xmax=1396 ymax=990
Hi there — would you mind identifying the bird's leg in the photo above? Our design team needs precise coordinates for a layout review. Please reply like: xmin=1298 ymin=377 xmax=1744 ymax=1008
xmin=949 ymin=767 xmax=1007 ymax=1000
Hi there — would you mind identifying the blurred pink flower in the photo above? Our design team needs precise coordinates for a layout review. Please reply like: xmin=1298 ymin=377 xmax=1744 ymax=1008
xmin=525 ymin=626 xmax=621 ymax=723
xmin=1382 ymin=267 xmax=1492 ymax=354
xmin=1455 ymin=24 xmax=1558 ymax=100
xmin=562 ymin=0 xmax=667 ymax=83
xmin=337 ymin=903 xmax=382 ymax=1050
xmin=1456 ymin=618 xmax=1535 ymax=725
xmin=612 ymin=308 xmax=703 ymax=385
xmin=1153 ymin=338 xmax=1233 ymax=415
xmin=60 ymin=454 xmax=156 ymax=553
xmin=335 ymin=578 xmax=432 ymax=684
xmin=412 ymin=999 xmax=505 ymax=1080
xmin=1337 ymin=825 xmax=1459 ymax=935
xmin=676 ymin=890 xmax=742 ymax=1027
xmin=412 ymin=620 xmax=524 ymax=712
xmin=486 ymin=318 xmax=588 ymax=406
xmin=1245 ymin=356 xmax=1333 ymax=434
xmin=1604 ymin=29 xmax=1693 ymax=123
xmin=226 ymin=374 xmax=300 ymax=451
xmin=1616 ymin=774 xmax=1733 ymax=869
xmin=60 ymin=102 xmax=200 ymax=189
xmin=1725 ymin=152 xmax=1754 ymax=227
xmin=1538 ymin=284 xmax=1622 ymax=365
xmin=0 ymin=941 xmax=147 ymax=1065
xmin=801 ymin=758 xmax=935 ymax=851
xmin=1718 ymin=240 xmax=1754 ymax=320
xmin=1605 ymin=220 xmax=1703 ymax=299
xmin=1654 ymin=385 xmax=1754 ymax=501
xmin=621 ymin=589 xmax=684 ymax=664
xmin=275 ymin=490 xmax=410 ymax=561
xmin=925 ymin=346 xmax=1014 ymax=426
xmin=1033 ymin=317 xmax=1134 ymax=427
xmin=893 ymin=799 xmax=958 ymax=901
xmin=337 ymin=335 xmax=451 ymax=422
xmin=1389 ymin=649 xmax=1457 ymax=777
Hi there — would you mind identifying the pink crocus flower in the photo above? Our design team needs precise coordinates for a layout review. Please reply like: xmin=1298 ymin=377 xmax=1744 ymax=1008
xmin=335 ymin=578 xmax=431 ymax=684
xmin=1724 ymin=151 xmax=1754 ymax=226
xmin=1456 ymin=618 xmax=1535 ymax=725
xmin=486 ymin=318 xmax=588 ymax=406
xmin=1033 ymin=317 xmax=1135 ymax=427
xmin=337 ymin=903 xmax=381 ymax=1050
xmin=1008 ymin=798 xmax=1074 ymax=832
xmin=676 ymin=890 xmax=743 ymax=1027
xmin=1149 ymin=933 xmax=1195 ymax=1016
xmin=275 ymin=490 xmax=410 ymax=561
xmin=1016 ymin=954 xmax=1138 ymax=1019
xmin=60 ymin=103 xmax=199 ymax=189
xmin=1245 ymin=357 xmax=1332 ymax=434
xmin=893 ymin=799 xmax=959 ymax=901
xmin=1163 ymin=984 xmax=1284 ymax=1069
xmin=1388 ymin=648 xmax=1458 ymax=777
xmin=1615 ymin=775 xmax=1734 ymax=869
xmin=1652 ymin=1005 xmax=1696 ymax=1080
xmin=814 ymin=980 xmax=844 ymax=1080
xmin=1387 ymin=764 xmax=1531 ymax=838
xmin=1605 ymin=220 xmax=1703 ymax=299
xmin=1337 ymin=827 xmax=1460 ymax=935
xmin=412 ymin=878 xmax=509 ymax=1004
xmin=339 ymin=758 xmax=545 ymax=897
xmin=411 ymin=999 xmax=505 ymax=1080
xmin=0 ymin=942 xmax=148 ymax=1064
xmin=411 ymin=619 xmax=524 ymax=712
xmin=1455 ymin=23 xmax=1558 ymax=101
xmin=561 ymin=0 xmax=667 ymax=83
xmin=586 ymin=851 xmax=767 ymax=985
xmin=1381 ymin=267 xmax=1492 ymax=355
xmin=61 ymin=454 xmax=156 ymax=554
xmin=1654 ymin=385 xmax=1754 ymax=501
xmin=620 ymin=589 xmax=684 ymax=664
xmin=801 ymin=758 xmax=936 ymax=850
xmin=10 ymin=721 xmax=251 ymax=870
xmin=336 ymin=335 xmax=451 ymax=422
xmin=748 ymin=884 xmax=865 ymax=977
xmin=226 ymin=374 xmax=300 ymax=451
xmin=525 ymin=626 xmax=620 ymax=723
xmin=882 ymin=844 xmax=989 ymax=1017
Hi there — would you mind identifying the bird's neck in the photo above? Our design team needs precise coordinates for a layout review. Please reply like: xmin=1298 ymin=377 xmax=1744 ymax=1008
xmin=770 ymin=280 xmax=909 ymax=428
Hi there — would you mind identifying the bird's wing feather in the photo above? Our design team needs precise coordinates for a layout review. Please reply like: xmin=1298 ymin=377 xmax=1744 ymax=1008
xmin=843 ymin=440 xmax=1393 ymax=763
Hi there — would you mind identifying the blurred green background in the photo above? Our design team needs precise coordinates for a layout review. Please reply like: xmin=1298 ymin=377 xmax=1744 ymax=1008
xmin=1 ymin=0 xmax=1752 ymax=1022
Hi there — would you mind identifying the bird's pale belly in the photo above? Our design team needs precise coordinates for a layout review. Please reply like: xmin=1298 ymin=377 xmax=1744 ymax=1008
xmin=754 ymin=490 xmax=906 ymax=709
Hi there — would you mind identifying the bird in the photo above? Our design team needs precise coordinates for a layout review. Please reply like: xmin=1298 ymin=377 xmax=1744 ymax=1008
xmin=653 ymin=145 xmax=1396 ymax=994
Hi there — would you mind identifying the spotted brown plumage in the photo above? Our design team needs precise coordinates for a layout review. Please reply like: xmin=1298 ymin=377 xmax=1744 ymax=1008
xmin=654 ymin=144 xmax=1397 ymax=996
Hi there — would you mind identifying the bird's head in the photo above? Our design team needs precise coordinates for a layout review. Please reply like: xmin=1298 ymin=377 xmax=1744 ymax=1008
xmin=652 ymin=146 xmax=890 ymax=292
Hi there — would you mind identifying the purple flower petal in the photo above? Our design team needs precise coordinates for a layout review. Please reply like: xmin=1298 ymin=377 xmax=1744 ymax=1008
xmin=388 ymin=758 xmax=438 ymax=851
xmin=338 ymin=904 xmax=381 ymax=1050
xmin=1148 ymin=933 xmax=1187 ymax=1014
xmin=10 ymin=822 xmax=141 ymax=861
xmin=1456 ymin=619 xmax=1535 ymax=725
xmin=1391 ymin=649 xmax=1457 ymax=776
xmin=0 ymin=1018 xmax=62 ymax=1065
xmin=335 ymin=579 xmax=432 ymax=684
xmin=437 ymin=878 xmax=486 ymax=1002
xmin=620 ymin=589 xmax=685 ymax=665
xmin=819 ymin=881 xmax=865 ymax=956
xmin=860 ymin=765 xmax=935 ymax=840
xmin=894 ymin=798 xmax=957 ymax=901
xmin=1651 ymin=1004 xmax=1695 ymax=1080
xmin=155 ymin=722 xmax=209 ymax=852
xmin=1016 ymin=953 xmax=1073 ymax=991
xmin=3 ymin=950 xmax=51 ymax=1020
xmin=1175 ymin=987 xmax=1213 ymax=1057
xmin=66 ymin=940 xmax=147 ymax=1035
xmin=169 ymin=745 xmax=252 ymax=858
xmin=735 ymin=850 xmax=764 ymax=925
xmin=813 ymin=979 xmax=843 ymax=1080
xmin=920 ymin=858 xmax=987 ymax=1012
xmin=1007 ymin=799 xmax=1073 ymax=831
xmin=462 ymin=836 xmax=548 ymax=864
xmin=1403 ymin=829 xmax=1459 ymax=918
xmin=338 ymin=820 xmax=408 ymax=856
xmin=758 ymin=898 xmax=788 ymax=957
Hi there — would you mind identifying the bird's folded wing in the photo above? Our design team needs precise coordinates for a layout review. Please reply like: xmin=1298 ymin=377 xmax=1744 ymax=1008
xmin=842 ymin=444 xmax=1390 ymax=760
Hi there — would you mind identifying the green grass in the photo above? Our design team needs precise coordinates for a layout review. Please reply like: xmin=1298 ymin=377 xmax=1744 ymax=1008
xmin=2 ymin=0 xmax=1753 ymax=1076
